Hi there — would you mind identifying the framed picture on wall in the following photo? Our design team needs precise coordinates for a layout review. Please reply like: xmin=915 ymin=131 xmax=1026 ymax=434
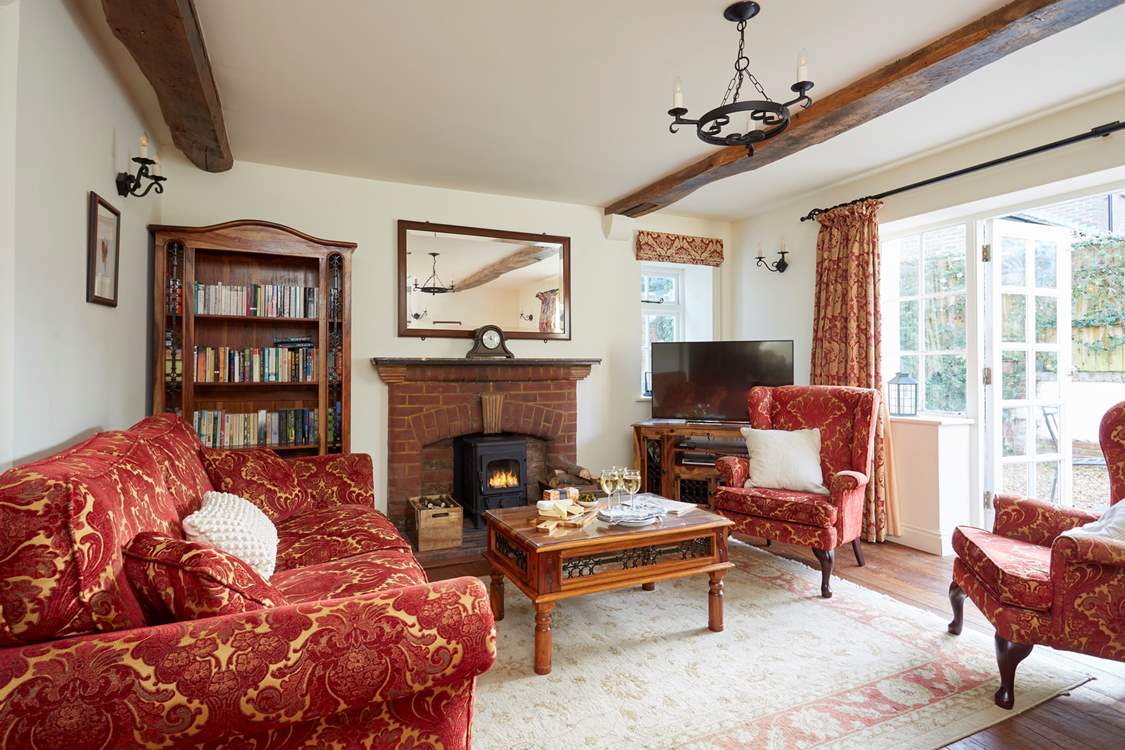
xmin=86 ymin=191 xmax=121 ymax=307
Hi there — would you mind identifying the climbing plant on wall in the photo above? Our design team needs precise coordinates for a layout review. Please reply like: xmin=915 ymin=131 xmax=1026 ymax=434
xmin=1071 ymin=234 xmax=1125 ymax=373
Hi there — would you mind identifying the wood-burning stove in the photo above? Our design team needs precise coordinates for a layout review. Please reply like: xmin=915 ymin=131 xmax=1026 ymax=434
xmin=454 ymin=434 xmax=528 ymax=526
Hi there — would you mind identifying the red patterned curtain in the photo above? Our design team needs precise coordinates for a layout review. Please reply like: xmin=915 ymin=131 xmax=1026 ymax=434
xmin=536 ymin=289 xmax=560 ymax=333
xmin=811 ymin=199 xmax=900 ymax=542
xmin=635 ymin=231 xmax=723 ymax=266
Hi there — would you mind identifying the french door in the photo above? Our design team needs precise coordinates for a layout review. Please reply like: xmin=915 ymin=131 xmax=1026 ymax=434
xmin=984 ymin=219 xmax=1073 ymax=508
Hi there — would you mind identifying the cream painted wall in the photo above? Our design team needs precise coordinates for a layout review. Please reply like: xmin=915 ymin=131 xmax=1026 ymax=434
xmin=160 ymin=156 xmax=730 ymax=510
xmin=0 ymin=1 xmax=18 ymax=469
xmin=10 ymin=0 xmax=162 ymax=462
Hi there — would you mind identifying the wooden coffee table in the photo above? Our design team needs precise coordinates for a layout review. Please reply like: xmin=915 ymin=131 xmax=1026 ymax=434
xmin=482 ymin=502 xmax=734 ymax=675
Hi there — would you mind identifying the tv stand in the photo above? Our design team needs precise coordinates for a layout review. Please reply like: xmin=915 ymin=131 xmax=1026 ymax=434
xmin=632 ymin=419 xmax=748 ymax=504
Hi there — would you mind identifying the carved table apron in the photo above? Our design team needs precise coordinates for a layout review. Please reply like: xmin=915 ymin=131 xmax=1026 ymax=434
xmin=482 ymin=504 xmax=734 ymax=675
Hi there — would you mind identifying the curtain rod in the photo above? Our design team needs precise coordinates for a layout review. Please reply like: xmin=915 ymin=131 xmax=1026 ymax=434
xmin=799 ymin=119 xmax=1125 ymax=222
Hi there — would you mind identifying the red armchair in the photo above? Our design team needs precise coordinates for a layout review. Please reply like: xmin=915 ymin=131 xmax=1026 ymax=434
xmin=948 ymin=400 xmax=1125 ymax=709
xmin=713 ymin=385 xmax=881 ymax=598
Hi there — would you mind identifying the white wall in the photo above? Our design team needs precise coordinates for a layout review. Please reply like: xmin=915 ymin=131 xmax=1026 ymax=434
xmin=9 ymin=0 xmax=162 ymax=462
xmin=160 ymin=156 xmax=730 ymax=510
xmin=0 ymin=0 xmax=18 ymax=469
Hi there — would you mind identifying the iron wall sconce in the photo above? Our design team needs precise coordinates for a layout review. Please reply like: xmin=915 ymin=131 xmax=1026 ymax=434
xmin=756 ymin=248 xmax=789 ymax=273
xmin=519 ymin=312 xmax=534 ymax=322
xmin=116 ymin=157 xmax=166 ymax=198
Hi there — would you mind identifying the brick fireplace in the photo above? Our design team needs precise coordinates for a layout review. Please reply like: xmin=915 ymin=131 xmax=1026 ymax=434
xmin=371 ymin=358 xmax=600 ymax=533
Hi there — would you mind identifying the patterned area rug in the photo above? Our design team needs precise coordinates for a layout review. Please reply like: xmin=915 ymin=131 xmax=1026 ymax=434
xmin=472 ymin=541 xmax=1088 ymax=749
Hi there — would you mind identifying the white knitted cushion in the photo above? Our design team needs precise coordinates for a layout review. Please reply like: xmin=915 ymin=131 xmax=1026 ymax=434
xmin=182 ymin=491 xmax=279 ymax=578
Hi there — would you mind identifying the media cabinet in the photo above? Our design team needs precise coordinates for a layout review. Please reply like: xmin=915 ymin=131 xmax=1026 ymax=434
xmin=632 ymin=419 xmax=749 ymax=505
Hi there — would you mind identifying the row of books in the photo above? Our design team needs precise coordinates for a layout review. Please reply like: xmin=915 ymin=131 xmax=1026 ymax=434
xmin=325 ymin=399 xmax=343 ymax=446
xmin=193 ymin=408 xmax=319 ymax=449
xmin=194 ymin=342 xmax=318 ymax=384
xmin=193 ymin=282 xmax=318 ymax=319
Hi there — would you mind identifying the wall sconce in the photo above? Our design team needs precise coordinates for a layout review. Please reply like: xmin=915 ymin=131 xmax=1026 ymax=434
xmin=756 ymin=244 xmax=789 ymax=273
xmin=116 ymin=135 xmax=166 ymax=198
xmin=519 ymin=312 xmax=534 ymax=322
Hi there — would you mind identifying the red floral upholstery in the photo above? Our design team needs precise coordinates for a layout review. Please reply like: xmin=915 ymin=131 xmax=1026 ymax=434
xmin=1102 ymin=400 xmax=1125 ymax=504
xmin=290 ymin=452 xmax=377 ymax=508
xmin=714 ymin=386 xmax=880 ymax=586
xmin=124 ymin=531 xmax=288 ymax=621
xmin=0 ymin=416 xmax=495 ymax=748
xmin=949 ymin=401 xmax=1125 ymax=707
xmin=0 ymin=578 xmax=495 ymax=750
xmin=202 ymin=447 xmax=307 ymax=523
xmin=275 ymin=504 xmax=412 ymax=571
xmin=992 ymin=494 xmax=1095 ymax=546
xmin=274 ymin=550 xmax=428 ymax=603
xmin=952 ymin=526 xmax=1053 ymax=611
xmin=714 ymin=486 xmax=838 ymax=527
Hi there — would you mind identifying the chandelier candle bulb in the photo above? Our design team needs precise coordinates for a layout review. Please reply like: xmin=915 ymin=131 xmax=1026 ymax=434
xmin=139 ymin=134 xmax=149 ymax=158
xmin=673 ymin=77 xmax=684 ymax=109
xmin=797 ymin=49 xmax=809 ymax=82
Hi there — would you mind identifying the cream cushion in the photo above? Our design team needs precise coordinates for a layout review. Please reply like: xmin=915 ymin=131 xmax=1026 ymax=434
xmin=741 ymin=427 xmax=829 ymax=495
xmin=182 ymin=491 xmax=279 ymax=578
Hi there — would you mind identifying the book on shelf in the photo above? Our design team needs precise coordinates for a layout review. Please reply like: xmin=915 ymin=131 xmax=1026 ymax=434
xmin=193 ymin=408 xmax=319 ymax=449
xmin=193 ymin=346 xmax=318 ymax=384
xmin=193 ymin=282 xmax=318 ymax=319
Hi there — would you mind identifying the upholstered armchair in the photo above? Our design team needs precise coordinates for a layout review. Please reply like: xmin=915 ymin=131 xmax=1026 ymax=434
xmin=948 ymin=400 xmax=1125 ymax=709
xmin=713 ymin=385 xmax=881 ymax=598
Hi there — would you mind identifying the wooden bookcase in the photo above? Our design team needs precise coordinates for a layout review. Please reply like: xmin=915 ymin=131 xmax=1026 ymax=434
xmin=150 ymin=220 xmax=354 ymax=455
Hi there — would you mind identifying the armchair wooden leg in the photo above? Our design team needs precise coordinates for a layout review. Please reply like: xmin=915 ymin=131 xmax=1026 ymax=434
xmin=811 ymin=547 xmax=835 ymax=598
xmin=947 ymin=582 xmax=966 ymax=635
xmin=994 ymin=633 xmax=1034 ymax=709
xmin=851 ymin=539 xmax=865 ymax=567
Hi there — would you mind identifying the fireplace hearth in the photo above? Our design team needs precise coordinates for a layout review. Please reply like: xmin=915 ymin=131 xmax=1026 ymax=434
xmin=454 ymin=434 xmax=529 ymax=526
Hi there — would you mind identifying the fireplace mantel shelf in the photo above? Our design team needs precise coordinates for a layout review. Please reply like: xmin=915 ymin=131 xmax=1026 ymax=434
xmin=370 ymin=357 xmax=602 ymax=367
xmin=371 ymin=357 xmax=601 ymax=384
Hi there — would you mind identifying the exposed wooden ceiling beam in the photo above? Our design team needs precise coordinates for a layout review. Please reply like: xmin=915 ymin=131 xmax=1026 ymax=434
xmin=101 ymin=0 xmax=232 ymax=172
xmin=454 ymin=246 xmax=556 ymax=291
xmin=605 ymin=0 xmax=1125 ymax=218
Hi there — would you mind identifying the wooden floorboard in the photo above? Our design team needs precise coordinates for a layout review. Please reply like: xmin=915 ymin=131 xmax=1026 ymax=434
xmin=753 ymin=537 xmax=1125 ymax=750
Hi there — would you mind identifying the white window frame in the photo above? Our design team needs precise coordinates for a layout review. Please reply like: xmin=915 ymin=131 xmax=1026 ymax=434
xmin=882 ymin=224 xmax=972 ymax=417
xmin=640 ymin=264 xmax=685 ymax=397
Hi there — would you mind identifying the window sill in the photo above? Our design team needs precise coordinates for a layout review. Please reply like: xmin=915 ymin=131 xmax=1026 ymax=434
xmin=889 ymin=414 xmax=975 ymax=426
xmin=636 ymin=395 xmax=652 ymax=403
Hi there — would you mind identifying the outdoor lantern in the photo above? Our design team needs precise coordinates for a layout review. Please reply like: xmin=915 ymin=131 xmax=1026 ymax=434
xmin=888 ymin=372 xmax=919 ymax=417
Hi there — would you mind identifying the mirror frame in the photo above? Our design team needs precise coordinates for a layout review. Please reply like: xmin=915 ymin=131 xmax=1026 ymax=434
xmin=397 ymin=219 xmax=572 ymax=340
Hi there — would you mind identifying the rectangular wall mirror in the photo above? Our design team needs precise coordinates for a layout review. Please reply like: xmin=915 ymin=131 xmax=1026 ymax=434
xmin=398 ymin=220 xmax=571 ymax=339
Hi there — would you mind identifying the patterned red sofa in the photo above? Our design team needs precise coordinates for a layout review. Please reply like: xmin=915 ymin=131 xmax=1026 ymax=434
xmin=948 ymin=400 xmax=1125 ymax=709
xmin=713 ymin=385 xmax=880 ymax=598
xmin=0 ymin=414 xmax=496 ymax=749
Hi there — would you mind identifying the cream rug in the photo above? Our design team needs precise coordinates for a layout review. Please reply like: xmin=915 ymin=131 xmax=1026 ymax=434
xmin=472 ymin=541 xmax=1089 ymax=749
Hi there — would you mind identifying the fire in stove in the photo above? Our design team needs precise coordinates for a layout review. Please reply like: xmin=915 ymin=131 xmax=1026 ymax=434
xmin=488 ymin=468 xmax=520 ymax=489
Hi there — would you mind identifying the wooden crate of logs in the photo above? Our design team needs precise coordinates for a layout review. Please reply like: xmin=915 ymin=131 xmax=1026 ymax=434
xmin=407 ymin=495 xmax=463 ymax=552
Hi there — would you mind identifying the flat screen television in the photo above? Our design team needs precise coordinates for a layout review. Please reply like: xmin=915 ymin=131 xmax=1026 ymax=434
xmin=651 ymin=340 xmax=794 ymax=421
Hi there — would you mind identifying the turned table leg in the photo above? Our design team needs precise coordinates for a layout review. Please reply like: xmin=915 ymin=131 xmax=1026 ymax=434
xmin=534 ymin=602 xmax=555 ymax=675
xmin=708 ymin=571 xmax=726 ymax=632
xmin=489 ymin=570 xmax=505 ymax=622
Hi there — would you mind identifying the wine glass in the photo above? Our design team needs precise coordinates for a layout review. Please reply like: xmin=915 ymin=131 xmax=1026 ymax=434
xmin=599 ymin=467 xmax=620 ymax=511
xmin=623 ymin=468 xmax=641 ymax=508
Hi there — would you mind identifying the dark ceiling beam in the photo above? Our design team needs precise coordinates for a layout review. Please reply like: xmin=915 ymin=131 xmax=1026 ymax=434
xmin=101 ymin=0 xmax=232 ymax=172
xmin=605 ymin=0 xmax=1125 ymax=217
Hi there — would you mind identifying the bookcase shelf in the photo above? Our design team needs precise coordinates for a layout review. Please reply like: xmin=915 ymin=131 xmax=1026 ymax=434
xmin=150 ymin=220 xmax=354 ymax=455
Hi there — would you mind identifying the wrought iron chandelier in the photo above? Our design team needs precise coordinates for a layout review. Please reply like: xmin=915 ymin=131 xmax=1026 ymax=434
xmin=668 ymin=2 xmax=813 ymax=155
xmin=414 ymin=252 xmax=455 ymax=295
